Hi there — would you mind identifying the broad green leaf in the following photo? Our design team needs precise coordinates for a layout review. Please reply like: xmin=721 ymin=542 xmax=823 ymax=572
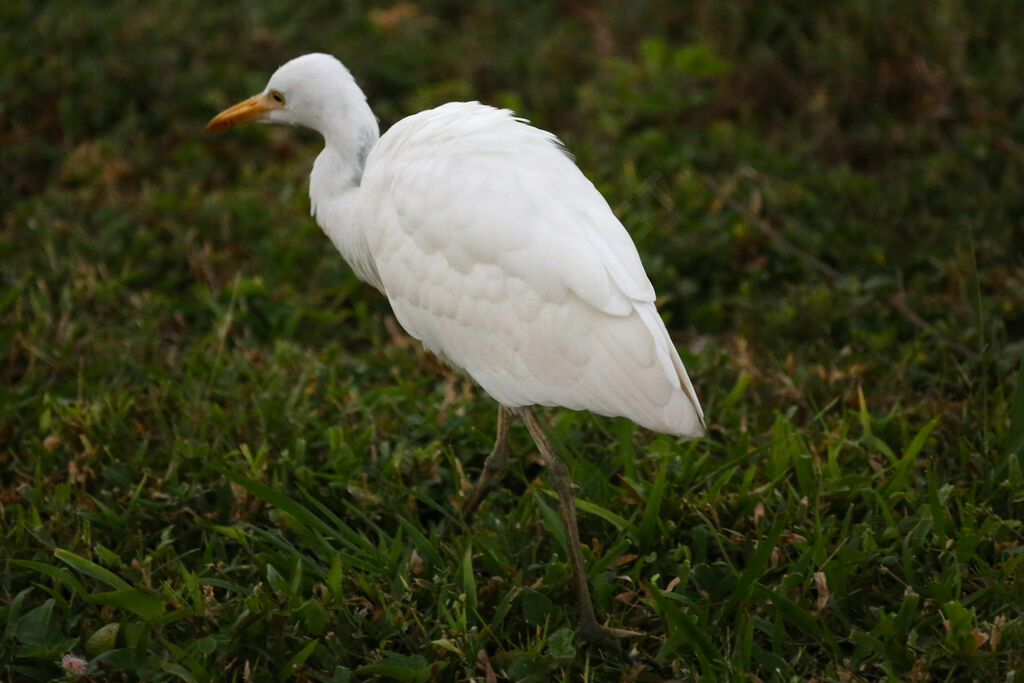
xmin=521 ymin=588 xmax=554 ymax=627
xmin=546 ymin=626 xmax=576 ymax=660
xmin=13 ymin=600 xmax=62 ymax=647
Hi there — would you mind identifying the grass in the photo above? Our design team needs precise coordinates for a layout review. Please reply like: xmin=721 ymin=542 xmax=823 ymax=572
xmin=2 ymin=0 xmax=1023 ymax=680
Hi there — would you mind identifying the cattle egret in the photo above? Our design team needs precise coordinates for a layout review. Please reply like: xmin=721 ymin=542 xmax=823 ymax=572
xmin=207 ymin=53 xmax=704 ymax=653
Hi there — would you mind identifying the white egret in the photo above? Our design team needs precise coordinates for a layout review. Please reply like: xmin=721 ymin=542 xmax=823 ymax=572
xmin=206 ymin=53 xmax=704 ymax=652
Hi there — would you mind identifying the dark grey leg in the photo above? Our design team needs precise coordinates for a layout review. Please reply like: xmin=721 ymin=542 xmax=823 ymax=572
xmin=516 ymin=406 xmax=620 ymax=653
xmin=461 ymin=404 xmax=512 ymax=518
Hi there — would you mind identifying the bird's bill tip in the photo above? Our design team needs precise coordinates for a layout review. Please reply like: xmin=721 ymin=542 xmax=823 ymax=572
xmin=205 ymin=94 xmax=270 ymax=132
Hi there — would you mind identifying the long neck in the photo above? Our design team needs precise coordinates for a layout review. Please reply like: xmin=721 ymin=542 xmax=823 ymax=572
xmin=315 ymin=75 xmax=379 ymax=187
xmin=305 ymin=73 xmax=383 ymax=290
xmin=321 ymin=99 xmax=379 ymax=186
xmin=310 ymin=126 xmax=383 ymax=291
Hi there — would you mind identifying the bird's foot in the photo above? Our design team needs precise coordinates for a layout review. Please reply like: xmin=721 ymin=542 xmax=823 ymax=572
xmin=577 ymin=620 xmax=622 ymax=655
xmin=577 ymin=621 xmax=668 ymax=675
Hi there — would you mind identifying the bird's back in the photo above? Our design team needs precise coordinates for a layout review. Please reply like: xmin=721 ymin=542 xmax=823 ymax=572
xmin=355 ymin=102 xmax=704 ymax=436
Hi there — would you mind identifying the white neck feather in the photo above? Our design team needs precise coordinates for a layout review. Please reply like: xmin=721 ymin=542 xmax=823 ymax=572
xmin=309 ymin=142 xmax=383 ymax=291
xmin=303 ymin=69 xmax=382 ymax=291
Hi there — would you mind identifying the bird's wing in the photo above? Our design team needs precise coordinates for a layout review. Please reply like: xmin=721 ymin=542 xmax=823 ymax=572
xmin=359 ymin=103 xmax=703 ymax=436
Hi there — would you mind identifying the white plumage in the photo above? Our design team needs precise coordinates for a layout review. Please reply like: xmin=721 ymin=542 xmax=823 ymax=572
xmin=207 ymin=51 xmax=706 ymax=652
xmin=207 ymin=53 xmax=704 ymax=436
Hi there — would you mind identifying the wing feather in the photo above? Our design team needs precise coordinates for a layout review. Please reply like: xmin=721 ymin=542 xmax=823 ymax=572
xmin=359 ymin=102 xmax=703 ymax=436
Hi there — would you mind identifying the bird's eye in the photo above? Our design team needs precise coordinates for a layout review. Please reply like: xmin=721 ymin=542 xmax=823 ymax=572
xmin=269 ymin=90 xmax=285 ymax=105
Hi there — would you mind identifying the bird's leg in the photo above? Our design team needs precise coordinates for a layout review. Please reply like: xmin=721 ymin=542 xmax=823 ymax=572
xmin=516 ymin=407 xmax=621 ymax=654
xmin=461 ymin=404 xmax=512 ymax=519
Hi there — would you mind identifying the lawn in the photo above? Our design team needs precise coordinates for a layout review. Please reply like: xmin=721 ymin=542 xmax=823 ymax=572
xmin=2 ymin=1 xmax=1023 ymax=680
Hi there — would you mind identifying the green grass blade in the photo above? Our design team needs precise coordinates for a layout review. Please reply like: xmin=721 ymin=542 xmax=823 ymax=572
xmin=281 ymin=638 xmax=318 ymax=679
xmin=646 ymin=580 xmax=721 ymax=678
xmin=11 ymin=559 xmax=87 ymax=597
xmin=54 ymin=549 xmax=130 ymax=591
xmin=460 ymin=544 xmax=478 ymax=616
xmin=857 ymin=386 xmax=872 ymax=439
xmin=88 ymin=588 xmax=168 ymax=620
xmin=728 ymin=517 xmax=784 ymax=605
xmin=396 ymin=516 xmax=443 ymax=571
xmin=752 ymin=583 xmax=838 ymax=653
xmin=217 ymin=467 xmax=335 ymax=540
xmin=885 ymin=416 xmax=940 ymax=495
xmin=533 ymin=488 xmax=568 ymax=556
xmin=300 ymin=488 xmax=378 ymax=553
xmin=540 ymin=489 xmax=636 ymax=534
xmin=639 ymin=458 xmax=668 ymax=542
xmin=587 ymin=537 xmax=633 ymax=576
xmin=1006 ymin=364 xmax=1024 ymax=456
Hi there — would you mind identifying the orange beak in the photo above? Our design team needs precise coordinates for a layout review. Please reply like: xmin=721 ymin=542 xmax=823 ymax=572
xmin=205 ymin=93 xmax=273 ymax=132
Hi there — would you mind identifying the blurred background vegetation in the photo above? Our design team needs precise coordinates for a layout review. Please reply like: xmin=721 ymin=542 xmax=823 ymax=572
xmin=2 ymin=0 xmax=1022 ymax=680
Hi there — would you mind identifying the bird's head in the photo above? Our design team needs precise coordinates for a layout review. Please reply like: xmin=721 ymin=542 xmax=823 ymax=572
xmin=205 ymin=53 xmax=366 ymax=136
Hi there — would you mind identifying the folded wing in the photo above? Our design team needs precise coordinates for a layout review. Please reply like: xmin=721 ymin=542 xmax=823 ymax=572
xmin=358 ymin=103 xmax=704 ymax=436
